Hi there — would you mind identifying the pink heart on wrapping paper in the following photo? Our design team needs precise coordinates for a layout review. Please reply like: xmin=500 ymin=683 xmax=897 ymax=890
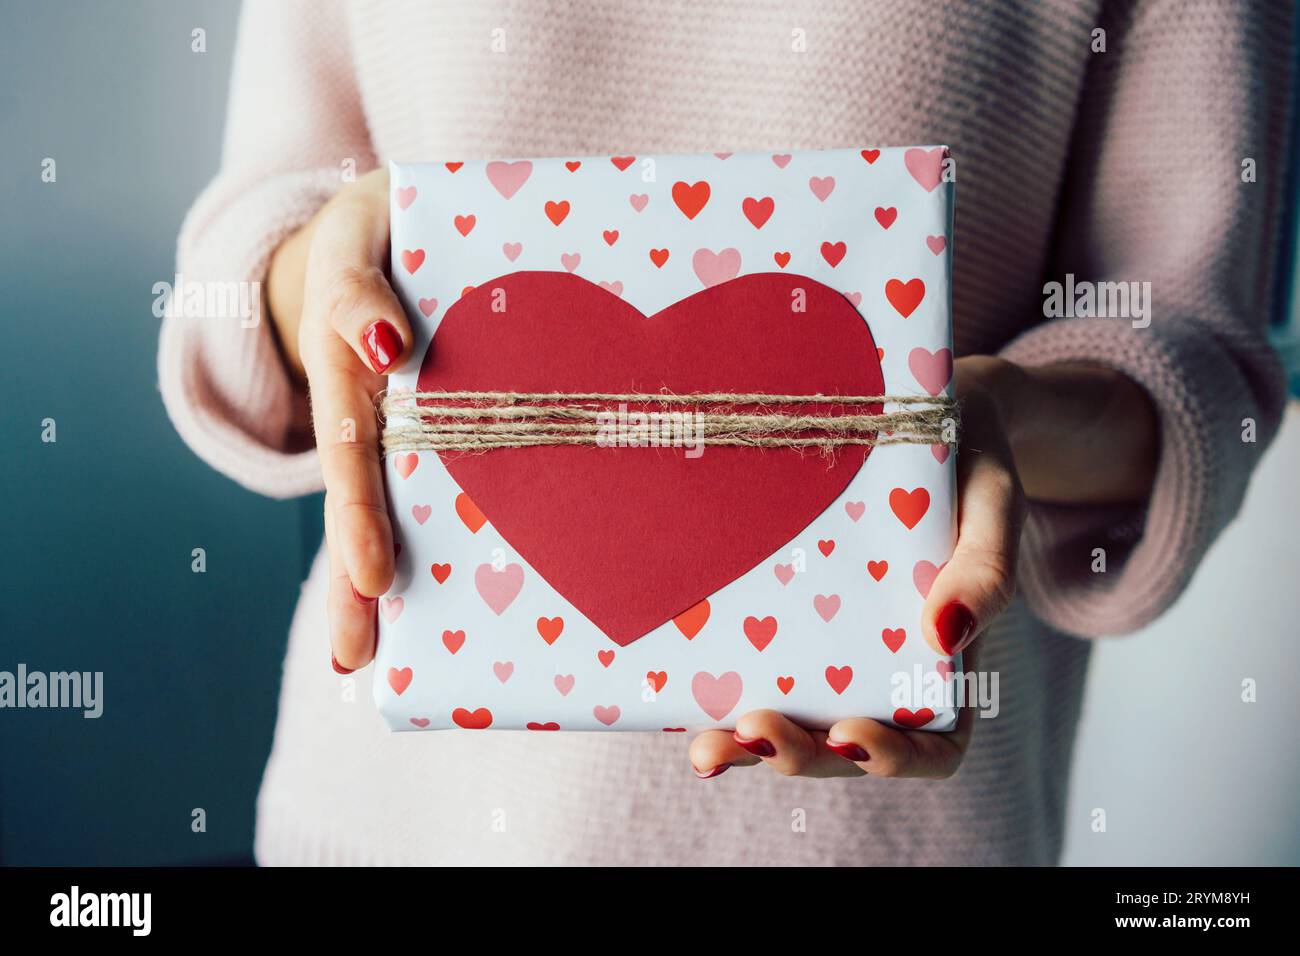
xmin=486 ymin=160 xmax=533 ymax=199
xmin=845 ymin=500 xmax=865 ymax=522
xmin=774 ymin=563 xmax=796 ymax=586
xmin=908 ymin=347 xmax=953 ymax=396
xmin=931 ymin=444 xmax=951 ymax=464
xmin=475 ymin=563 xmax=524 ymax=615
xmin=692 ymin=247 xmax=742 ymax=288
xmin=813 ymin=593 xmax=841 ymax=622
xmin=809 ymin=176 xmax=836 ymax=201
xmin=394 ymin=186 xmax=417 ymax=210
xmin=409 ymin=717 xmax=430 ymax=728
xmin=503 ymin=242 xmax=523 ymax=261
xmin=692 ymin=671 xmax=743 ymax=721
xmin=629 ymin=193 xmax=649 ymax=212
xmin=394 ymin=453 xmax=419 ymax=479
xmin=493 ymin=661 xmax=514 ymax=683
xmin=411 ymin=504 xmax=432 ymax=525
xmin=936 ymin=660 xmax=956 ymax=681
xmin=418 ymin=297 xmax=438 ymax=317
xmin=926 ymin=235 xmax=947 ymax=255
xmin=771 ymin=154 xmax=792 ymax=168
xmin=913 ymin=560 xmax=948 ymax=598
xmin=554 ymin=674 xmax=575 ymax=696
xmin=904 ymin=147 xmax=945 ymax=192
xmin=380 ymin=597 xmax=404 ymax=623
xmin=593 ymin=704 xmax=621 ymax=726
xmin=560 ymin=252 xmax=581 ymax=272
xmin=599 ymin=280 xmax=624 ymax=297
xmin=844 ymin=292 xmax=863 ymax=308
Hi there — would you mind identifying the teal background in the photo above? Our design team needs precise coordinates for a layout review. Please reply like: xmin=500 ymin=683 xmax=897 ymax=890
xmin=0 ymin=0 xmax=1296 ymax=865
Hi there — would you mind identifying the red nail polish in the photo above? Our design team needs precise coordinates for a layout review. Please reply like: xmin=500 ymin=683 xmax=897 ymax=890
xmin=362 ymin=319 xmax=402 ymax=374
xmin=694 ymin=762 xmax=731 ymax=779
xmin=331 ymin=655 xmax=355 ymax=675
xmin=825 ymin=739 xmax=870 ymax=762
xmin=351 ymin=584 xmax=376 ymax=605
xmin=733 ymin=733 xmax=776 ymax=758
xmin=936 ymin=601 xmax=975 ymax=655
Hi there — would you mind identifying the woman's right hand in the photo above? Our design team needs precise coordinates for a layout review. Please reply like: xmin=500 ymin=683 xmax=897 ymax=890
xmin=267 ymin=167 xmax=409 ymax=673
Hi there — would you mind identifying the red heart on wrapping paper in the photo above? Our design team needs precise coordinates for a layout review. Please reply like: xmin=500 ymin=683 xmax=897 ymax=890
xmin=893 ymin=707 xmax=935 ymax=729
xmin=825 ymin=665 xmax=853 ymax=694
xmin=671 ymin=180 xmax=711 ymax=219
xmin=418 ymin=271 xmax=884 ymax=646
xmin=536 ymin=616 xmax=564 ymax=644
xmin=881 ymin=627 xmax=906 ymax=653
xmin=452 ymin=707 xmax=493 ymax=729
xmin=889 ymin=487 xmax=930 ymax=529
xmin=742 ymin=196 xmax=774 ymax=229
xmin=867 ymin=560 xmax=889 ymax=581
xmin=885 ymin=278 xmax=925 ymax=317
xmin=743 ymin=615 xmax=778 ymax=651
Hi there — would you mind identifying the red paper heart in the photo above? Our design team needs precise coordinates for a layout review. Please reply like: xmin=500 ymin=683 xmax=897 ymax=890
xmin=418 ymin=272 xmax=883 ymax=645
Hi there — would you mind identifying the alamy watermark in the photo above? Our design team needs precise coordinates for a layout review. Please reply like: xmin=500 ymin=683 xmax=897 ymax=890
xmin=891 ymin=664 xmax=999 ymax=718
xmin=1043 ymin=273 xmax=1151 ymax=329
xmin=0 ymin=664 xmax=103 ymax=718
xmin=152 ymin=272 xmax=261 ymax=328
xmin=596 ymin=403 xmax=705 ymax=458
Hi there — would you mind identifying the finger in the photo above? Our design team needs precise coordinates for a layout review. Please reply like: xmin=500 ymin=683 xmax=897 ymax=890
xmin=922 ymin=385 xmax=1026 ymax=657
xmin=302 ymin=340 xmax=396 ymax=599
xmin=324 ymin=493 xmax=377 ymax=671
xmin=826 ymin=689 xmax=975 ymax=779
xmin=300 ymin=223 xmax=403 ymax=599
xmin=310 ymin=171 xmax=413 ymax=376
xmin=733 ymin=710 xmax=863 ymax=778
xmin=688 ymin=730 xmax=760 ymax=779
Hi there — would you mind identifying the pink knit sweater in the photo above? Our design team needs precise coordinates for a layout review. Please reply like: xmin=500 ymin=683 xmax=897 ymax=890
xmin=159 ymin=0 xmax=1293 ymax=864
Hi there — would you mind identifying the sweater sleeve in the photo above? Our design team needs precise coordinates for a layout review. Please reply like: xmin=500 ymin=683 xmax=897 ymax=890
xmin=158 ymin=0 xmax=374 ymax=498
xmin=999 ymin=0 xmax=1294 ymax=637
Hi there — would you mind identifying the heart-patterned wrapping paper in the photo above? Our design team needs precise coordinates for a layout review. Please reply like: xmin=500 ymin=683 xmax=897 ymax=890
xmin=380 ymin=147 xmax=958 ymax=733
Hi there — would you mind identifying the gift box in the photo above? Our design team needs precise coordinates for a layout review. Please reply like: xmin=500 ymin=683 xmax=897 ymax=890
xmin=378 ymin=146 xmax=958 ymax=732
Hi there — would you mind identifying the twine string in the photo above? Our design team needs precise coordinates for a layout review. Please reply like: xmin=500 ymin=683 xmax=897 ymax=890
xmin=379 ymin=390 xmax=958 ymax=454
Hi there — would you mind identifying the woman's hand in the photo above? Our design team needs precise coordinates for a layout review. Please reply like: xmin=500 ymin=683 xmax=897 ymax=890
xmin=266 ymin=168 xmax=409 ymax=673
xmin=689 ymin=353 xmax=1160 ymax=779
xmin=688 ymin=356 xmax=1026 ymax=779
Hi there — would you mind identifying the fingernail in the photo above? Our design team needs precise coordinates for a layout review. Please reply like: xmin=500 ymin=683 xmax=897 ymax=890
xmin=825 ymin=739 xmax=870 ymax=762
xmin=936 ymin=601 xmax=975 ymax=655
xmin=351 ymin=584 xmax=376 ymax=605
xmin=733 ymin=733 xmax=776 ymax=758
xmin=694 ymin=763 xmax=731 ymax=779
xmin=362 ymin=319 xmax=402 ymax=374
xmin=331 ymin=654 xmax=355 ymax=675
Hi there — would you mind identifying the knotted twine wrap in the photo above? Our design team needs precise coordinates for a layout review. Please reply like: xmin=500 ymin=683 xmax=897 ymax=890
xmin=379 ymin=389 xmax=959 ymax=455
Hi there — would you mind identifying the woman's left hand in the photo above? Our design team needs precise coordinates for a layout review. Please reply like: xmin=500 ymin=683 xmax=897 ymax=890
xmin=688 ymin=356 xmax=1027 ymax=779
